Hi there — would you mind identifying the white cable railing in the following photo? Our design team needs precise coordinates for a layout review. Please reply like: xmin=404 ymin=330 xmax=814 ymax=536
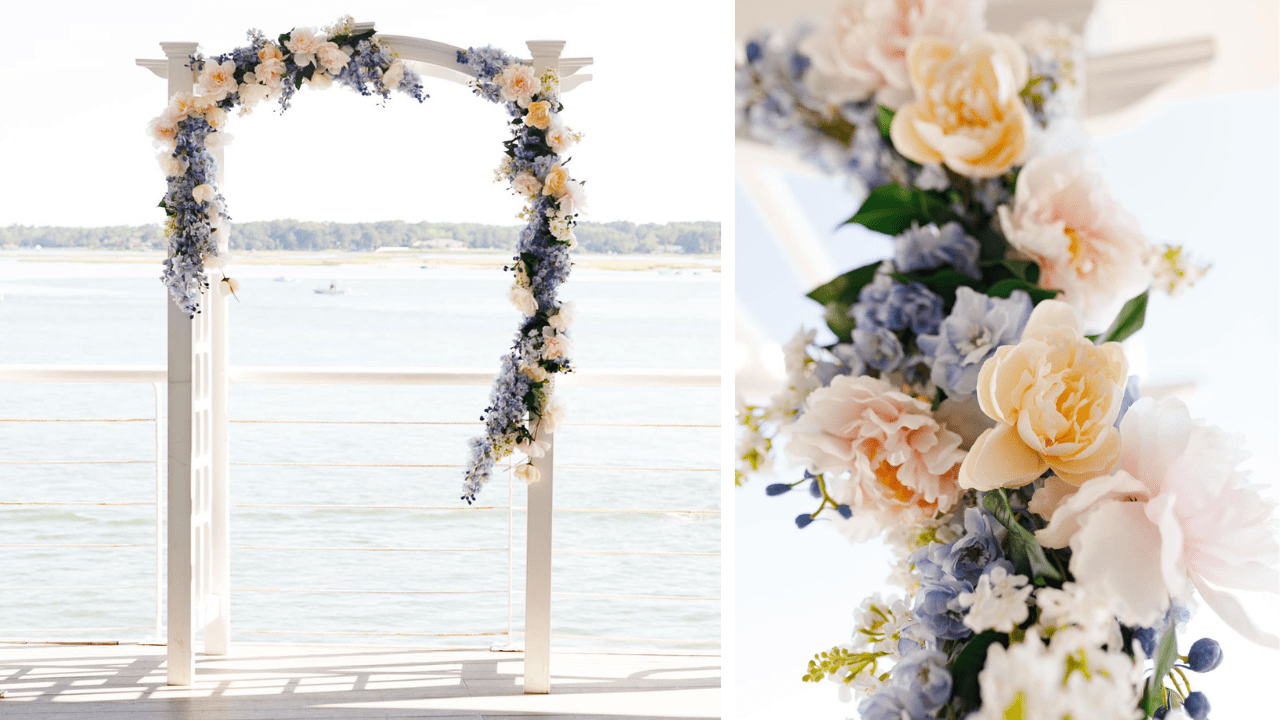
xmin=0 ymin=364 xmax=720 ymax=650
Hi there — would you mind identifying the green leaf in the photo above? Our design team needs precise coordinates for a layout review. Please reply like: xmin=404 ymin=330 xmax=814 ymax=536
xmin=985 ymin=278 xmax=1061 ymax=304
xmin=520 ymin=251 xmax=540 ymax=271
xmin=975 ymin=225 xmax=1010 ymax=261
xmin=1097 ymin=290 xmax=1149 ymax=344
xmin=950 ymin=630 xmax=1006 ymax=707
xmin=1144 ymin=623 xmax=1179 ymax=716
xmin=982 ymin=489 xmax=1063 ymax=586
xmin=807 ymin=261 xmax=881 ymax=307
xmin=931 ymin=387 xmax=945 ymax=412
xmin=980 ymin=259 xmax=1040 ymax=285
xmin=891 ymin=268 xmax=983 ymax=308
xmin=844 ymin=184 xmax=953 ymax=237
xmin=877 ymin=105 xmax=895 ymax=142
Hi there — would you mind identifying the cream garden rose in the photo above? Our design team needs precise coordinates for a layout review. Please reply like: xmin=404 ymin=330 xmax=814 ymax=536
xmin=545 ymin=121 xmax=577 ymax=154
xmin=315 ymin=41 xmax=351 ymax=74
xmin=284 ymin=27 xmax=322 ymax=67
xmin=197 ymin=60 xmax=238 ymax=102
xmin=382 ymin=60 xmax=405 ymax=91
xmin=512 ymin=171 xmax=542 ymax=197
xmin=959 ymin=300 xmax=1126 ymax=490
xmin=799 ymin=0 xmax=986 ymax=109
xmin=508 ymin=285 xmax=537 ymax=317
xmin=525 ymin=100 xmax=553 ymax=130
xmin=998 ymin=150 xmax=1154 ymax=331
xmin=542 ymin=162 xmax=569 ymax=198
xmin=890 ymin=32 xmax=1035 ymax=178
xmin=784 ymin=374 xmax=966 ymax=528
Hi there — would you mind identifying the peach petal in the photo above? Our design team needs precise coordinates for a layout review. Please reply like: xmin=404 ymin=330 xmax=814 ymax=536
xmin=959 ymin=423 xmax=1047 ymax=491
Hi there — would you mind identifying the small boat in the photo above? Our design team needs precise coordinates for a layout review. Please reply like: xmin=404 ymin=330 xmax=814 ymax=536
xmin=274 ymin=276 xmax=294 ymax=282
xmin=314 ymin=281 xmax=351 ymax=295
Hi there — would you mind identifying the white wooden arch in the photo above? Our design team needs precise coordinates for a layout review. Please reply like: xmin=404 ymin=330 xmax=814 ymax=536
xmin=137 ymin=22 xmax=592 ymax=691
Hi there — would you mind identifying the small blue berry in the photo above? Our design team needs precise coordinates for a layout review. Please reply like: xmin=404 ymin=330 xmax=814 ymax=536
xmin=795 ymin=513 xmax=814 ymax=529
xmin=836 ymin=504 xmax=852 ymax=519
xmin=1187 ymin=638 xmax=1223 ymax=673
xmin=766 ymin=483 xmax=792 ymax=496
xmin=1183 ymin=691 xmax=1209 ymax=720
xmin=745 ymin=41 xmax=762 ymax=63
xmin=1152 ymin=707 xmax=1168 ymax=720
xmin=809 ymin=479 xmax=822 ymax=498
xmin=1133 ymin=626 xmax=1158 ymax=657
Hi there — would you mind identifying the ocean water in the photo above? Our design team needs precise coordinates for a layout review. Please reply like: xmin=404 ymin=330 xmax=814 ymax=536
xmin=0 ymin=254 xmax=721 ymax=652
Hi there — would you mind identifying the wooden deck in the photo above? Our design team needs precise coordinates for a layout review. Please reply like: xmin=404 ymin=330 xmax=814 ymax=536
xmin=0 ymin=643 xmax=720 ymax=719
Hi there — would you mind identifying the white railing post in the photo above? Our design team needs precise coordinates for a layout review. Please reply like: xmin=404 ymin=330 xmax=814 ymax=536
xmin=161 ymin=40 xmax=199 ymax=687
xmin=153 ymin=381 xmax=164 ymax=643
xmin=522 ymin=39 xmax=565 ymax=696
xmin=205 ymin=145 xmax=231 ymax=656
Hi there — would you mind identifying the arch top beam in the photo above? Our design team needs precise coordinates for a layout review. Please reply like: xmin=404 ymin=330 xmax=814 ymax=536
xmin=136 ymin=21 xmax=592 ymax=93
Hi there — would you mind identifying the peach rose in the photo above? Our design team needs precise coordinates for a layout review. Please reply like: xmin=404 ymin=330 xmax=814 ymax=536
xmin=255 ymin=58 xmax=286 ymax=87
xmin=258 ymin=44 xmax=284 ymax=63
xmin=512 ymin=171 xmax=542 ymax=197
xmin=959 ymin=300 xmax=1126 ymax=490
xmin=498 ymin=64 xmax=539 ymax=107
xmin=542 ymin=163 xmax=569 ymax=198
xmin=525 ymin=100 xmax=553 ymax=130
xmin=514 ymin=463 xmax=541 ymax=485
xmin=800 ymin=0 xmax=986 ymax=109
xmin=784 ymin=374 xmax=966 ymax=526
xmin=890 ymin=32 xmax=1035 ymax=178
xmin=998 ymin=150 xmax=1153 ymax=331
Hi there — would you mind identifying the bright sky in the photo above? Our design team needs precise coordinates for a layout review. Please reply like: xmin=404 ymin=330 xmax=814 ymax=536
xmin=0 ymin=0 xmax=732 ymax=227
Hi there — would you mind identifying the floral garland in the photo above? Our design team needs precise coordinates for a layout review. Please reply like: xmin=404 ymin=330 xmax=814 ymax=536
xmin=456 ymin=47 xmax=584 ymax=504
xmin=148 ymin=16 xmax=426 ymax=316
xmin=736 ymin=3 xmax=1268 ymax=720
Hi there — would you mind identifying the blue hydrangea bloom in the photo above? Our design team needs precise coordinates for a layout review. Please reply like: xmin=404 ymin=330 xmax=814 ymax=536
xmin=857 ymin=685 xmax=917 ymax=720
xmin=884 ymin=283 xmax=945 ymax=335
xmin=892 ymin=648 xmax=952 ymax=716
xmin=928 ymin=507 xmax=1007 ymax=585
xmin=895 ymin=222 xmax=982 ymax=280
xmin=918 ymin=287 xmax=1033 ymax=398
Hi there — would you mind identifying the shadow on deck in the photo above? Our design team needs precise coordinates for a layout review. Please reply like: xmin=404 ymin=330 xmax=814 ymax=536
xmin=0 ymin=643 xmax=721 ymax=719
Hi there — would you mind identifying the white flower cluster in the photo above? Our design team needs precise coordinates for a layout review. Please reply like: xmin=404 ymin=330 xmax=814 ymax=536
xmin=957 ymin=565 xmax=1033 ymax=633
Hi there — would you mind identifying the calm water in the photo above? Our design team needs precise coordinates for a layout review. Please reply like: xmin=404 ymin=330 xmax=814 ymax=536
xmin=0 ymin=254 xmax=721 ymax=651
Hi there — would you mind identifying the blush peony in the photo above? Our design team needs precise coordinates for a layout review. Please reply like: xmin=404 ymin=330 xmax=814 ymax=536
xmin=889 ymin=32 xmax=1035 ymax=178
xmin=799 ymin=0 xmax=986 ymax=109
xmin=784 ymin=374 xmax=966 ymax=528
xmin=959 ymin=300 xmax=1126 ymax=490
xmin=997 ymin=150 xmax=1154 ymax=331
xmin=498 ymin=64 xmax=539 ymax=107
xmin=1036 ymin=397 xmax=1279 ymax=647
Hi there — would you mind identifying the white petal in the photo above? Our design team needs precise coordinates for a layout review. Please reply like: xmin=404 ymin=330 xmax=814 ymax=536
xmin=1036 ymin=472 xmax=1148 ymax=548
xmin=1190 ymin=575 xmax=1280 ymax=649
xmin=1069 ymin=500 xmax=1170 ymax=627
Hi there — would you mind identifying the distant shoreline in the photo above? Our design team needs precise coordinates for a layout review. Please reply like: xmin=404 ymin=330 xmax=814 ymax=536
xmin=0 ymin=249 xmax=721 ymax=273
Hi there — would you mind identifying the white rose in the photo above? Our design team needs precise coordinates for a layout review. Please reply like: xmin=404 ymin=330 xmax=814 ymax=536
xmin=517 ymin=438 xmax=551 ymax=459
xmin=171 ymin=91 xmax=199 ymax=117
xmin=255 ymin=58 xmax=286 ymax=87
xmin=508 ymin=284 xmax=538 ymax=316
xmin=520 ymin=363 xmax=551 ymax=382
xmin=238 ymin=79 xmax=271 ymax=108
xmin=315 ymin=41 xmax=351 ymax=74
xmin=307 ymin=72 xmax=333 ymax=90
xmin=203 ymin=130 xmax=233 ymax=149
xmin=157 ymin=152 xmax=187 ymax=177
xmin=147 ymin=114 xmax=178 ymax=149
xmin=514 ymin=463 xmax=541 ymax=485
xmin=381 ymin=60 xmax=405 ymax=91
xmin=192 ymin=184 xmax=217 ymax=205
xmin=512 ymin=171 xmax=542 ymax=197
xmin=498 ymin=64 xmax=539 ymax=107
xmin=541 ymin=327 xmax=571 ymax=359
xmin=548 ymin=301 xmax=576 ymax=331
xmin=540 ymin=396 xmax=565 ymax=432
xmin=196 ymin=59 xmax=238 ymax=102
xmin=998 ymin=150 xmax=1153 ymax=331
xmin=203 ymin=106 xmax=228 ymax=129
xmin=284 ymin=27 xmax=322 ymax=67
xmin=545 ymin=121 xmax=577 ymax=155
xmin=559 ymin=180 xmax=588 ymax=216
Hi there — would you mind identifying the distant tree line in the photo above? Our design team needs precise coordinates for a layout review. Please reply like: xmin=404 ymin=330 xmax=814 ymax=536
xmin=0 ymin=220 xmax=721 ymax=255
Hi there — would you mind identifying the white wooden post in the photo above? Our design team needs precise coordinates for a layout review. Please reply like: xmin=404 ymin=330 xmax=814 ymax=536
xmin=205 ymin=145 xmax=231 ymax=656
xmin=161 ymin=40 xmax=199 ymax=687
xmin=523 ymin=39 xmax=564 ymax=696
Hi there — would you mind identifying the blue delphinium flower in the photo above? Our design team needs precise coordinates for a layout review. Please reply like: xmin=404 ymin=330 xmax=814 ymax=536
xmin=852 ymin=272 xmax=944 ymax=336
xmin=913 ymin=573 xmax=973 ymax=641
xmin=892 ymin=648 xmax=952 ymax=717
xmin=918 ymin=287 xmax=1033 ymax=398
xmin=894 ymin=222 xmax=982 ymax=280
xmin=1115 ymin=374 xmax=1141 ymax=427
xmin=857 ymin=684 xmax=917 ymax=720
xmin=852 ymin=325 xmax=905 ymax=373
